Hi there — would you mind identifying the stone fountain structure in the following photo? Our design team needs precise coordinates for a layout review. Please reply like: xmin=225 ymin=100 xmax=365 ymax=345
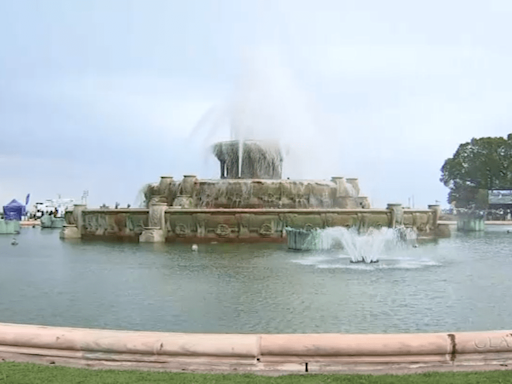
xmin=61 ymin=140 xmax=447 ymax=242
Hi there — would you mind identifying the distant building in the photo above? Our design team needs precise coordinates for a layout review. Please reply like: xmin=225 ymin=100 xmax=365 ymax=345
xmin=33 ymin=197 xmax=76 ymax=218
xmin=488 ymin=190 xmax=512 ymax=209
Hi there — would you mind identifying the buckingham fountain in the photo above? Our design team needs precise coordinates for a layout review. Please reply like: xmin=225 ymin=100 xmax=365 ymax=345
xmin=60 ymin=139 xmax=448 ymax=244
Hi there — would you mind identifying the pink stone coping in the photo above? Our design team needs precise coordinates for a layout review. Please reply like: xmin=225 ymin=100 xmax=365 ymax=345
xmin=1 ymin=323 xmax=512 ymax=374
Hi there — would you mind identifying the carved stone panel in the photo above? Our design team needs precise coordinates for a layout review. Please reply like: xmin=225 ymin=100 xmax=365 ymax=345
xmin=114 ymin=214 xmax=127 ymax=231
xmin=324 ymin=213 xmax=359 ymax=228
xmin=127 ymin=214 xmax=147 ymax=234
xmin=194 ymin=213 xmax=209 ymax=237
xmin=168 ymin=214 xmax=195 ymax=238
xmin=286 ymin=214 xmax=324 ymax=230
xmin=365 ymin=213 xmax=391 ymax=229
xmin=205 ymin=214 xmax=239 ymax=238
xmin=402 ymin=213 xmax=414 ymax=226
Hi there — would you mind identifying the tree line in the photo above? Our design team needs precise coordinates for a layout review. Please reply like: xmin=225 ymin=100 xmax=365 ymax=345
xmin=440 ymin=134 xmax=512 ymax=208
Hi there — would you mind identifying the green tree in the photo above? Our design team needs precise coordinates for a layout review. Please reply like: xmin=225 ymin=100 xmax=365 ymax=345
xmin=440 ymin=135 xmax=512 ymax=208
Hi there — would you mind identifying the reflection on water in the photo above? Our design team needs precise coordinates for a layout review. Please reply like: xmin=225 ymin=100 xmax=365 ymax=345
xmin=0 ymin=226 xmax=512 ymax=334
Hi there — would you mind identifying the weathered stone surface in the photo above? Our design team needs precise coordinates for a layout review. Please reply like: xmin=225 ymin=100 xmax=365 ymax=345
xmin=387 ymin=204 xmax=403 ymax=228
xmin=139 ymin=228 xmax=165 ymax=243
xmin=66 ymin=208 xmax=442 ymax=242
xmin=144 ymin=177 xmax=369 ymax=210
xmin=59 ymin=225 xmax=81 ymax=239
xmin=213 ymin=140 xmax=283 ymax=179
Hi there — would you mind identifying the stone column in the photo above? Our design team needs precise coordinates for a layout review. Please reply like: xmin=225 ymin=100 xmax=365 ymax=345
xmin=331 ymin=177 xmax=349 ymax=197
xmin=159 ymin=176 xmax=175 ymax=205
xmin=180 ymin=175 xmax=197 ymax=195
xmin=428 ymin=204 xmax=441 ymax=227
xmin=60 ymin=204 xmax=86 ymax=239
xmin=159 ymin=176 xmax=173 ymax=197
xmin=139 ymin=202 xmax=167 ymax=243
xmin=331 ymin=177 xmax=358 ymax=208
xmin=387 ymin=203 xmax=403 ymax=228
xmin=173 ymin=175 xmax=197 ymax=208
xmin=346 ymin=178 xmax=360 ymax=197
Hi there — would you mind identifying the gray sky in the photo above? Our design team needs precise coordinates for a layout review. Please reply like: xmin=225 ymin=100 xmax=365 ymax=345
xmin=1 ymin=0 xmax=511 ymax=208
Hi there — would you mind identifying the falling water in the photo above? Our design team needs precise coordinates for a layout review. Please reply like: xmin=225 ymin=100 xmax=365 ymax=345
xmin=307 ymin=227 xmax=417 ymax=263
xmin=134 ymin=183 xmax=153 ymax=208
xmin=238 ymin=139 xmax=243 ymax=178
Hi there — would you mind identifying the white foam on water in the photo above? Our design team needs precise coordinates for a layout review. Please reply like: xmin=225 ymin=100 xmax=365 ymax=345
xmin=310 ymin=258 xmax=441 ymax=270
xmin=306 ymin=227 xmax=418 ymax=263
xmin=291 ymin=226 xmax=440 ymax=271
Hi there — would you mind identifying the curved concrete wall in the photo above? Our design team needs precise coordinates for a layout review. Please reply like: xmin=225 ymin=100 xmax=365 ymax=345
xmin=1 ymin=323 xmax=512 ymax=373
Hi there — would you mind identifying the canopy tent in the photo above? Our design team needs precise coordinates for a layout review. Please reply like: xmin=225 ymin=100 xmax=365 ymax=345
xmin=3 ymin=199 xmax=26 ymax=221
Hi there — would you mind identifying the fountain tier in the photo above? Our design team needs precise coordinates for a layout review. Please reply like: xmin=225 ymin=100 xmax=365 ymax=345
xmin=60 ymin=140 xmax=449 ymax=242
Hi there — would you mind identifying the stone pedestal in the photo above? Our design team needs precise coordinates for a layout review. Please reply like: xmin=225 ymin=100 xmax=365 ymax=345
xmin=159 ymin=176 xmax=174 ymax=204
xmin=428 ymin=204 xmax=441 ymax=227
xmin=331 ymin=177 xmax=360 ymax=208
xmin=139 ymin=227 xmax=166 ymax=243
xmin=172 ymin=175 xmax=197 ymax=208
xmin=179 ymin=175 xmax=197 ymax=196
xmin=139 ymin=202 xmax=167 ymax=243
xmin=60 ymin=204 xmax=86 ymax=239
xmin=387 ymin=203 xmax=403 ymax=228
xmin=331 ymin=177 xmax=351 ymax=197
xmin=346 ymin=178 xmax=360 ymax=197
xmin=60 ymin=225 xmax=81 ymax=239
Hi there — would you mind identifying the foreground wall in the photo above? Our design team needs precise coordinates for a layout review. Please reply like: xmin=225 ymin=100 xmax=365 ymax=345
xmin=61 ymin=205 xmax=448 ymax=242
xmin=0 ymin=323 xmax=511 ymax=373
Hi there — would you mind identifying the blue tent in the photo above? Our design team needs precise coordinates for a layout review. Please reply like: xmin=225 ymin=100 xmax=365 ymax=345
xmin=3 ymin=199 xmax=26 ymax=221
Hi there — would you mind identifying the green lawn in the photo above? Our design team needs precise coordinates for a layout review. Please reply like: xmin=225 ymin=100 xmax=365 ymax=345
xmin=1 ymin=362 xmax=512 ymax=384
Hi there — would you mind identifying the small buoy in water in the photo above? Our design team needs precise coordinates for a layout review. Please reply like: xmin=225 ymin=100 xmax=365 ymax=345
xmin=191 ymin=244 xmax=198 ymax=252
xmin=11 ymin=238 xmax=18 ymax=246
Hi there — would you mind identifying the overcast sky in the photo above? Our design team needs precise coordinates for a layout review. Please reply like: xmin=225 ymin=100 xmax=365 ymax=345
xmin=1 ymin=0 xmax=511 ymax=209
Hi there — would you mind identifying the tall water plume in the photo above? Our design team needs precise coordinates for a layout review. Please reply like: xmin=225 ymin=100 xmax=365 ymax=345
xmin=191 ymin=47 xmax=341 ymax=180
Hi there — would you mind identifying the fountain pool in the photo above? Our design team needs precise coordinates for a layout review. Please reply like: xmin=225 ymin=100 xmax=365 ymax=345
xmin=1 ymin=225 xmax=511 ymax=335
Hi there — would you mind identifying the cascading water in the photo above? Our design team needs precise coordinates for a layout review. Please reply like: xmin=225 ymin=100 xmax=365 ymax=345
xmin=134 ymin=183 xmax=156 ymax=208
xmin=238 ymin=139 xmax=243 ymax=178
xmin=306 ymin=227 xmax=417 ymax=263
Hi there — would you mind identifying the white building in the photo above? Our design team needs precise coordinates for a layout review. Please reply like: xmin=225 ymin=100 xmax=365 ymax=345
xmin=33 ymin=196 xmax=76 ymax=218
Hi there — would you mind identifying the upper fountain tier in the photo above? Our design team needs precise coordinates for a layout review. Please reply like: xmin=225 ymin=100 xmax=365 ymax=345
xmin=212 ymin=140 xmax=283 ymax=180
xmin=141 ymin=140 xmax=371 ymax=209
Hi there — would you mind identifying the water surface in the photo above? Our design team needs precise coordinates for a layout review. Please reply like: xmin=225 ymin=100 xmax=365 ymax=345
xmin=1 ymin=226 xmax=511 ymax=334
